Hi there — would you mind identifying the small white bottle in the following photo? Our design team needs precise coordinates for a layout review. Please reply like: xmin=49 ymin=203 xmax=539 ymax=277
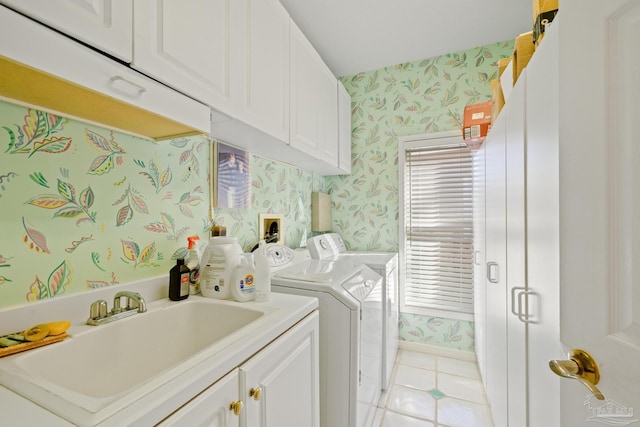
xmin=231 ymin=254 xmax=256 ymax=302
xmin=254 ymin=240 xmax=271 ymax=302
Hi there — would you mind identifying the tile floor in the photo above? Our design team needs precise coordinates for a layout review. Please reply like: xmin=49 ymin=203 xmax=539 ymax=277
xmin=372 ymin=349 xmax=494 ymax=427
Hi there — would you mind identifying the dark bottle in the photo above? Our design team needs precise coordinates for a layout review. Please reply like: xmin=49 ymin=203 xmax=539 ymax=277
xmin=169 ymin=258 xmax=190 ymax=301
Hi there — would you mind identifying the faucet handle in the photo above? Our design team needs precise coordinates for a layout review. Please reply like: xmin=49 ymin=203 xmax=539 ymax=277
xmin=89 ymin=300 xmax=108 ymax=320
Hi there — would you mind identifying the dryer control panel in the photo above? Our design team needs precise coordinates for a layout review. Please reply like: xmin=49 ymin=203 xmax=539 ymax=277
xmin=307 ymin=233 xmax=346 ymax=259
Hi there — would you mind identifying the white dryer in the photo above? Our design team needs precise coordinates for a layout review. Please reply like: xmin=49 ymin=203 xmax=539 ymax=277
xmin=307 ymin=233 xmax=399 ymax=391
xmin=267 ymin=245 xmax=382 ymax=427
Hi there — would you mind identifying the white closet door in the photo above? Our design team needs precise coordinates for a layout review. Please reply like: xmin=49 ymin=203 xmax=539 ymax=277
xmin=505 ymin=71 xmax=527 ymax=427
xmin=483 ymin=110 xmax=508 ymax=427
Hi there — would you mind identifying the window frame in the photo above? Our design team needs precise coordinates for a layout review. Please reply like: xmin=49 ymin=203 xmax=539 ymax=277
xmin=398 ymin=131 xmax=474 ymax=322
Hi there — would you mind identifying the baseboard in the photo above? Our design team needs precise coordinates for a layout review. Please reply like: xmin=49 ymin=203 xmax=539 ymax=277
xmin=399 ymin=341 xmax=477 ymax=362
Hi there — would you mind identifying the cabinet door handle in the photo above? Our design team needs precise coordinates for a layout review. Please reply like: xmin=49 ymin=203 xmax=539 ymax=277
xmin=486 ymin=262 xmax=499 ymax=283
xmin=109 ymin=75 xmax=147 ymax=97
xmin=249 ymin=387 xmax=262 ymax=401
xmin=229 ymin=400 xmax=243 ymax=416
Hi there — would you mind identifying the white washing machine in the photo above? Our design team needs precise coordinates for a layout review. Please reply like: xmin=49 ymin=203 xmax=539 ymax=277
xmin=266 ymin=245 xmax=382 ymax=427
xmin=307 ymin=233 xmax=399 ymax=391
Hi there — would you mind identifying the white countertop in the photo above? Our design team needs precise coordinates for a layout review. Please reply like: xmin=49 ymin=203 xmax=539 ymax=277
xmin=0 ymin=275 xmax=317 ymax=426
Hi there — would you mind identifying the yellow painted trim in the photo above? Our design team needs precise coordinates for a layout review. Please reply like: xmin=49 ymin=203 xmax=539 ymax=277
xmin=0 ymin=56 xmax=204 ymax=140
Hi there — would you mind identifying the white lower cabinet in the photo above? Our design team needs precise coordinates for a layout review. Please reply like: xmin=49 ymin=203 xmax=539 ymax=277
xmin=160 ymin=311 xmax=319 ymax=427
xmin=159 ymin=369 xmax=241 ymax=427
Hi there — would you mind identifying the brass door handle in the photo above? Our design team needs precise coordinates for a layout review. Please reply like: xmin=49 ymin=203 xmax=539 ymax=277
xmin=549 ymin=349 xmax=605 ymax=400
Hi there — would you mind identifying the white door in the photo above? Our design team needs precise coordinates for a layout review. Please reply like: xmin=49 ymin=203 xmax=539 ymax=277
xmin=0 ymin=0 xmax=132 ymax=62
xmin=158 ymin=369 xmax=241 ymax=427
xmin=133 ymin=0 xmax=236 ymax=113
xmin=234 ymin=0 xmax=290 ymax=142
xmin=504 ymin=73 xmax=527 ymax=427
xmin=484 ymin=105 xmax=508 ymax=427
xmin=472 ymin=138 xmax=487 ymax=387
xmin=290 ymin=21 xmax=338 ymax=166
xmin=337 ymin=81 xmax=353 ymax=174
xmin=528 ymin=2 xmax=640 ymax=426
xmin=240 ymin=312 xmax=319 ymax=427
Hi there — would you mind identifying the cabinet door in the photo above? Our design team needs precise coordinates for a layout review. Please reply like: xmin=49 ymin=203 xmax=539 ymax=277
xmin=0 ymin=0 xmax=132 ymax=62
xmin=472 ymin=142 xmax=487 ymax=386
xmin=158 ymin=369 xmax=240 ymax=427
xmin=133 ymin=0 xmax=236 ymax=113
xmin=240 ymin=311 xmax=319 ymax=427
xmin=483 ymin=110 xmax=508 ymax=427
xmin=233 ymin=0 xmax=290 ymax=142
xmin=290 ymin=22 xmax=338 ymax=166
xmin=504 ymin=72 xmax=527 ymax=427
xmin=337 ymin=82 xmax=352 ymax=174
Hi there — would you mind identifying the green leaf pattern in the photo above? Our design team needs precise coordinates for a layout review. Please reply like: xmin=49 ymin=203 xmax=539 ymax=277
xmin=327 ymin=40 xmax=514 ymax=349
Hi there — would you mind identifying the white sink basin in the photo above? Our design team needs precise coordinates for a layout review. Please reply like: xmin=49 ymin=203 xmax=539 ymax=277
xmin=15 ymin=300 xmax=264 ymax=398
xmin=0 ymin=295 xmax=284 ymax=426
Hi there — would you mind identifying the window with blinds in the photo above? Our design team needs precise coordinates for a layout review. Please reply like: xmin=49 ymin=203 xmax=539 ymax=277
xmin=400 ymin=137 xmax=474 ymax=319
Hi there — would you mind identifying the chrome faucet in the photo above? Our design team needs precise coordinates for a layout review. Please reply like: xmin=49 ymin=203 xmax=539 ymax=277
xmin=87 ymin=291 xmax=147 ymax=326
xmin=113 ymin=291 xmax=147 ymax=313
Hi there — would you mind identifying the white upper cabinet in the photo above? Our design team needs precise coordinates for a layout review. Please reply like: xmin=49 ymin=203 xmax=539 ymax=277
xmin=290 ymin=21 xmax=339 ymax=168
xmin=133 ymin=0 xmax=236 ymax=114
xmin=0 ymin=0 xmax=133 ymax=62
xmin=232 ymin=0 xmax=290 ymax=142
xmin=1 ymin=0 xmax=351 ymax=174
xmin=337 ymin=82 xmax=352 ymax=174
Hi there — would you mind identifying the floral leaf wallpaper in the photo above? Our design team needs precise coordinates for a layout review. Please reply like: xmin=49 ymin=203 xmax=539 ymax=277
xmin=0 ymin=100 xmax=211 ymax=308
xmin=328 ymin=39 xmax=514 ymax=351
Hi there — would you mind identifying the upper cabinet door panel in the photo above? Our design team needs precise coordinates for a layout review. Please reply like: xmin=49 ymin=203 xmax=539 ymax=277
xmin=133 ymin=0 xmax=235 ymax=113
xmin=290 ymin=21 xmax=338 ymax=166
xmin=290 ymin=22 xmax=321 ymax=155
xmin=0 ymin=0 xmax=133 ymax=62
xmin=235 ymin=0 xmax=290 ymax=142
xmin=337 ymin=82 xmax=352 ymax=174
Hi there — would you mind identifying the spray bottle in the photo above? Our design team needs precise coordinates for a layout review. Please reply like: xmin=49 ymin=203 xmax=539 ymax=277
xmin=186 ymin=236 xmax=201 ymax=294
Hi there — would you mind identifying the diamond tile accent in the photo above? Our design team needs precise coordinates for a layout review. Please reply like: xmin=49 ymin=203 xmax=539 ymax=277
xmin=427 ymin=388 xmax=447 ymax=400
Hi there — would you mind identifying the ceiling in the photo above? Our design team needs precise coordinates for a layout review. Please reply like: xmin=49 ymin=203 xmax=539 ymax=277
xmin=279 ymin=0 xmax=533 ymax=77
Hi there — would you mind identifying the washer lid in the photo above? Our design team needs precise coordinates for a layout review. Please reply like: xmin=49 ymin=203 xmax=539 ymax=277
xmin=273 ymin=259 xmax=357 ymax=284
xmin=341 ymin=266 xmax=382 ymax=302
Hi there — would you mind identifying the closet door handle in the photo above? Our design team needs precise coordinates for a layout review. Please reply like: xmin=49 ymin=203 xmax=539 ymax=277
xmin=510 ymin=286 xmax=526 ymax=316
xmin=517 ymin=290 xmax=536 ymax=323
xmin=486 ymin=262 xmax=499 ymax=283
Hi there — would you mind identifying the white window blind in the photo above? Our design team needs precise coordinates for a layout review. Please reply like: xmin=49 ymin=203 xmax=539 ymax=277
xmin=402 ymin=141 xmax=474 ymax=317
